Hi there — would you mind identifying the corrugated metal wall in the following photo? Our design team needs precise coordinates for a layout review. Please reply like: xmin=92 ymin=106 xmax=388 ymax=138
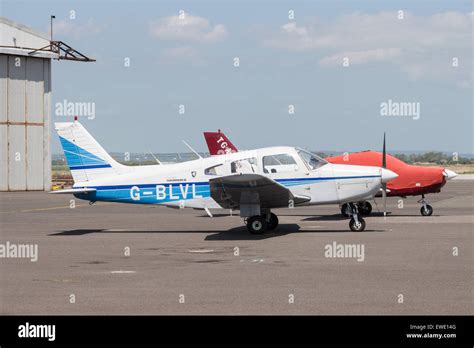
xmin=0 ymin=54 xmax=51 ymax=191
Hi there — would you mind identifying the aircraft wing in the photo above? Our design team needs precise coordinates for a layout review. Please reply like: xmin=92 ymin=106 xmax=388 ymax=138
xmin=209 ymin=174 xmax=310 ymax=211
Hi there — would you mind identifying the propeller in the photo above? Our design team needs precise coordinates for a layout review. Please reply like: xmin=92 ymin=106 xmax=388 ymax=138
xmin=382 ymin=132 xmax=387 ymax=218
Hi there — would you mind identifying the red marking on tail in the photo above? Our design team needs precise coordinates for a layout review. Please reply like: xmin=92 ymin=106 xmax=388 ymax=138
xmin=203 ymin=131 xmax=238 ymax=155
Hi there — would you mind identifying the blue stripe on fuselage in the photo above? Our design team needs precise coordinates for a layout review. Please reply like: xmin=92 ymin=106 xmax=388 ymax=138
xmin=83 ymin=175 xmax=381 ymax=191
xmin=70 ymin=164 xmax=112 ymax=170
xmin=74 ymin=175 xmax=381 ymax=204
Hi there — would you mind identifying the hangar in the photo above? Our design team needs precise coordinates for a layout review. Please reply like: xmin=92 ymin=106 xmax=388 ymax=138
xmin=0 ymin=16 xmax=93 ymax=191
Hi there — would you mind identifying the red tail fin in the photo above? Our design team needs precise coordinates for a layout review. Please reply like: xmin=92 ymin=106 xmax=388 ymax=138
xmin=203 ymin=130 xmax=238 ymax=155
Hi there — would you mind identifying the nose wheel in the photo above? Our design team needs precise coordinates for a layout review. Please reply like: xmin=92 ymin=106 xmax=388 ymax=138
xmin=349 ymin=217 xmax=366 ymax=232
xmin=418 ymin=195 xmax=433 ymax=216
xmin=420 ymin=204 xmax=433 ymax=216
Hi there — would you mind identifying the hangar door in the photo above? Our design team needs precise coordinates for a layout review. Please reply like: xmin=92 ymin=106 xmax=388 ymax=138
xmin=0 ymin=55 xmax=51 ymax=191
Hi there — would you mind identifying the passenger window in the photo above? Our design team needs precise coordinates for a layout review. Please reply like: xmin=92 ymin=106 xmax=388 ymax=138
xmin=231 ymin=158 xmax=257 ymax=174
xmin=263 ymin=154 xmax=298 ymax=173
xmin=205 ymin=164 xmax=224 ymax=175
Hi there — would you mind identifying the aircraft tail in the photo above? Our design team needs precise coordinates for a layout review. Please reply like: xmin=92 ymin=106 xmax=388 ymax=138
xmin=203 ymin=130 xmax=238 ymax=155
xmin=55 ymin=121 xmax=130 ymax=183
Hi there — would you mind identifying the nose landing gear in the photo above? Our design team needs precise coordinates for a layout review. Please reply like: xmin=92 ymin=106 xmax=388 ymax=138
xmin=347 ymin=203 xmax=366 ymax=232
xmin=418 ymin=195 xmax=433 ymax=216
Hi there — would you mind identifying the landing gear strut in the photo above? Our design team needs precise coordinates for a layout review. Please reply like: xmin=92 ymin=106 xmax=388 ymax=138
xmin=341 ymin=201 xmax=372 ymax=217
xmin=347 ymin=203 xmax=366 ymax=232
xmin=418 ymin=194 xmax=433 ymax=216
xmin=246 ymin=211 xmax=279 ymax=234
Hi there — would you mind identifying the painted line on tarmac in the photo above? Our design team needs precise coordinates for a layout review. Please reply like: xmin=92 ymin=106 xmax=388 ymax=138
xmin=0 ymin=202 xmax=113 ymax=213
xmin=110 ymin=270 xmax=136 ymax=274
xmin=240 ymin=259 xmax=264 ymax=263
xmin=187 ymin=249 xmax=215 ymax=253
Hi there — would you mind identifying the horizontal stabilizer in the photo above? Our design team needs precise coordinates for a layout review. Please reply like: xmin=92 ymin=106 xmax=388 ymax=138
xmin=49 ymin=187 xmax=96 ymax=194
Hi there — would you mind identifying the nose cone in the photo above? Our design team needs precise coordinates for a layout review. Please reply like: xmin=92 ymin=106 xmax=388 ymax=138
xmin=443 ymin=169 xmax=458 ymax=180
xmin=381 ymin=168 xmax=398 ymax=183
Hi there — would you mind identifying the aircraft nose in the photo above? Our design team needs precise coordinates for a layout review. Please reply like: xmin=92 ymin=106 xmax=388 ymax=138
xmin=443 ymin=169 xmax=458 ymax=180
xmin=381 ymin=168 xmax=398 ymax=183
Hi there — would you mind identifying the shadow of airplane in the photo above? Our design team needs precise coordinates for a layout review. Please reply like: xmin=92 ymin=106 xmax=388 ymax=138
xmin=50 ymin=223 xmax=386 ymax=240
xmin=197 ymin=214 xmax=237 ymax=218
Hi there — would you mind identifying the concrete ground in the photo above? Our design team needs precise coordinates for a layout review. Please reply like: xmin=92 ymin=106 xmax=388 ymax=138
xmin=0 ymin=181 xmax=472 ymax=315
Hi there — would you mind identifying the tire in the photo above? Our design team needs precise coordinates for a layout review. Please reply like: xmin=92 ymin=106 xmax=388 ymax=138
xmin=247 ymin=215 xmax=267 ymax=234
xmin=349 ymin=216 xmax=366 ymax=232
xmin=358 ymin=201 xmax=372 ymax=216
xmin=340 ymin=203 xmax=350 ymax=217
xmin=420 ymin=204 xmax=433 ymax=216
xmin=266 ymin=213 xmax=279 ymax=230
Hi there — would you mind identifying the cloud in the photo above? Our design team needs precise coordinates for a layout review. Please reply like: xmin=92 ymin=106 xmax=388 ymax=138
xmin=149 ymin=12 xmax=227 ymax=44
xmin=319 ymin=48 xmax=401 ymax=66
xmin=53 ymin=18 xmax=103 ymax=39
xmin=265 ymin=11 xmax=473 ymax=78
xmin=266 ymin=11 xmax=471 ymax=52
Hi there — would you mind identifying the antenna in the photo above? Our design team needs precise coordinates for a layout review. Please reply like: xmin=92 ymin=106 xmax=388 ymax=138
xmin=148 ymin=150 xmax=161 ymax=165
xmin=50 ymin=15 xmax=55 ymax=43
xmin=182 ymin=140 xmax=203 ymax=159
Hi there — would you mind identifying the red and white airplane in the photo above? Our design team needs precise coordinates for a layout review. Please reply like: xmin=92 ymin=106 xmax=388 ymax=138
xmin=203 ymin=130 xmax=457 ymax=216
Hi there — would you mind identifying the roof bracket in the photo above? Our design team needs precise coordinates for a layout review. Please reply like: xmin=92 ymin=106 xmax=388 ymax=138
xmin=29 ymin=40 xmax=95 ymax=62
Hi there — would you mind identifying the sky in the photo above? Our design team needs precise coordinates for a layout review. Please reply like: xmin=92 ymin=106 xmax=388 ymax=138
xmin=2 ymin=0 xmax=473 ymax=155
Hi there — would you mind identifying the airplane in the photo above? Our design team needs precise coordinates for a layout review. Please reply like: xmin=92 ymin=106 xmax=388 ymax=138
xmin=203 ymin=130 xmax=457 ymax=217
xmin=51 ymin=120 xmax=398 ymax=234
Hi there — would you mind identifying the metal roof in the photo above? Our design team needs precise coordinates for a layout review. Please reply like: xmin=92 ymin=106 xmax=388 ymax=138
xmin=0 ymin=17 xmax=95 ymax=62
xmin=0 ymin=16 xmax=58 ymax=59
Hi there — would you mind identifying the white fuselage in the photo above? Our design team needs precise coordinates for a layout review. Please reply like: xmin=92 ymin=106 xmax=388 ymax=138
xmin=73 ymin=146 xmax=385 ymax=210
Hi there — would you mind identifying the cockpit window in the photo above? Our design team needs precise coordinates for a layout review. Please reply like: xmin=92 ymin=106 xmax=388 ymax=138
xmin=297 ymin=148 xmax=327 ymax=170
xmin=263 ymin=154 xmax=299 ymax=173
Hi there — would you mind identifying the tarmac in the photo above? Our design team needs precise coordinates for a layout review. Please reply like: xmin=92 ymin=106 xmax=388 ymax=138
xmin=0 ymin=180 xmax=472 ymax=315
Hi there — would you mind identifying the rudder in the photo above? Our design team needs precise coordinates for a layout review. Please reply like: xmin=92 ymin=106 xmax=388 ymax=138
xmin=55 ymin=121 xmax=129 ymax=183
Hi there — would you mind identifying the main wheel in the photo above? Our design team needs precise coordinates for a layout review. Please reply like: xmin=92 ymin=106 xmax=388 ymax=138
xmin=349 ymin=216 xmax=366 ymax=232
xmin=420 ymin=204 xmax=433 ymax=216
xmin=247 ymin=215 xmax=267 ymax=234
xmin=358 ymin=201 xmax=372 ymax=216
xmin=340 ymin=203 xmax=350 ymax=217
xmin=266 ymin=213 xmax=279 ymax=230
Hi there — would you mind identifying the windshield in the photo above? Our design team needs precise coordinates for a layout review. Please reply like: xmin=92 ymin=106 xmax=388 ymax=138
xmin=297 ymin=148 xmax=327 ymax=170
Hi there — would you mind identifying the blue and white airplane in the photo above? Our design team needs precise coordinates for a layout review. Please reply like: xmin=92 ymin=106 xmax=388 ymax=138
xmin=52 ymin=121 xmax=398 ymax=234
